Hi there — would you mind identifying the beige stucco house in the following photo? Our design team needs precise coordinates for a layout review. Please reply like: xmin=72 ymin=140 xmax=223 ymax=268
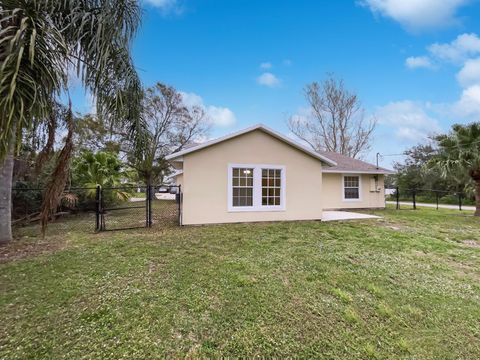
xmin=166 ymin=124 xmax=393 ymax=225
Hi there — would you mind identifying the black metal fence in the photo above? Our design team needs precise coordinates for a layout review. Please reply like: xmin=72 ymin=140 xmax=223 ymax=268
xmin=386 ymin=187 xmax=471 ymax=211
xmin=97 ymin=185 xmax=182 ymax=231
xmin=12 ymin=184 xmax=182 ymax=236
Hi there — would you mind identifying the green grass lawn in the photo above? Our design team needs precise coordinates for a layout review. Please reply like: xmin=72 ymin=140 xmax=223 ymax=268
xmin=1 ymin=207 xmax=479 ymax=358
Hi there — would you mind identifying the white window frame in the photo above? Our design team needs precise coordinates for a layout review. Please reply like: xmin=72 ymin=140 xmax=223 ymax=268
xmin=342 ymin=174 xmax=362 ymax=202
xmin=228 ymin=163 xmax=286 ymax=212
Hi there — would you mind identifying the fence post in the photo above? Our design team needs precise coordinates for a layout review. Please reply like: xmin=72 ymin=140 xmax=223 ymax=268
xmin=146 ymin=184 xmax=151 ymax=228
xmin=178 ymin=185 xmax=182 ymax=226
xmin=145 ymin=185 xmax=148 ymax=228
xmin=436 ymin=191 xmax=439 ymax=210
xmin=412 ymin=189 xmax=417 ymax=210
xmin=95 ymin=185 xmax=101 ymax=232
xmin=396 ymin=186 xmax=400 ymax=210
xmin=148 ymin=185 xmax=153 ymax=227
xmin=458 ymin=193 xmax=462 ymax=211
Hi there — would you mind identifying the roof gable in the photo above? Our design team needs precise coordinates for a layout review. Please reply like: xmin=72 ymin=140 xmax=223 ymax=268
xmin=165 ymin=124 xmax=394 ymax=174
xmin=165 ymin=124 xmax=338 ymax=166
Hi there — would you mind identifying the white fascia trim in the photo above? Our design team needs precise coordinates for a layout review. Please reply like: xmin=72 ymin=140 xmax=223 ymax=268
xmin=165 ymin=124 xmax=337 ymax=166
xmin=342 ymin=174 xmax=362 ymax=202
xmin=166 ymin=170 xmax=183 ymax=179
xmin=323 ymin=169 xmax=394 ymax=175
xmin=227 ymin=163 xmax=286 ymax=212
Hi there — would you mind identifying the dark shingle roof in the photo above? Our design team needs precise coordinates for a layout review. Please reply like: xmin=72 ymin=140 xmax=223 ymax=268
xmin=318 ymin=151 xmax=393 ymax=174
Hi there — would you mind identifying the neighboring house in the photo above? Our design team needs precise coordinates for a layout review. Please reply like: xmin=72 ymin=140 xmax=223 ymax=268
xmin=166 ymin=124 xmax=393 ymax=225
xmin=385 ymin=188 xmax=396 ymax=196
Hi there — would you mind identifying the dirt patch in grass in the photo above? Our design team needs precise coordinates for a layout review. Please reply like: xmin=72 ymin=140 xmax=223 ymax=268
xmin=0 ymin=238 xmax=67 ymax=263
xmin=412 ymin=249 xmax=480 ymax=282
xmin=462 ymin=240 xmax=480 ymax=248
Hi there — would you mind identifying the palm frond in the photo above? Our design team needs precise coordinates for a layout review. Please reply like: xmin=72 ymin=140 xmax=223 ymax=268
xmin=61 ymin=192 xmax=78 ymax=209
xmin=0 ymin=0 xmax=143 ymax=160
xmin=0 ymin=3 xmax=68 ymax=158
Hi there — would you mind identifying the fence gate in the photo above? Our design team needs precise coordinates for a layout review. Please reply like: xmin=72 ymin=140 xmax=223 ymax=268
xmin=149 ymin=185 xmax=182 ymax=228
xmin=96 ymin=184 xmax=181 ymax=232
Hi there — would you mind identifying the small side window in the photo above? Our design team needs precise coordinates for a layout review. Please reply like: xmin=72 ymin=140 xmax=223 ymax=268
xmin=344 ymin=176 xmax=360 ymax=200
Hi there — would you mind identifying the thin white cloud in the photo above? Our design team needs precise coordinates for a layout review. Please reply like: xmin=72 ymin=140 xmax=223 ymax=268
xmin=361 ymin=0 xmax=470 ymax=31
xmin=376 ymin=100 xmax=441 ymax=142
xmin=257 ymin=72 xmax=281 ymax=87
xmin=452 ymin=85 xmax=480 ymax=118
xmin=180 ymin=91 xmax=236 ymax=127
xmin=143 ymin=0 xmax=175 ymax=7
xmin=142 ymin=0 xmax=183 ymax=13
xmin=456 ymin=58 xmax=480 ymax=87
xmin=404 ymin=33 xmax=480 ymax=120
xmin=288 ymin=107 xmax=311 ymax=126
xmin=260 ymin=62 xmax=272 ymax=70
xmin=407 ymin=33 xmax=480 ymax=68
xmin=206 ymin=106 xmax=236 ymax=127
xmin=405 ymin=56 xmax=434 ymax=69
xmin=428 ymin=33 xmax=480 ymax=64
xmin=283 ymin=59 xmax=292 ymax=66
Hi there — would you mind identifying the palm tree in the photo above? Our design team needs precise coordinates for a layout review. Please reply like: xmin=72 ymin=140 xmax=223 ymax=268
xmin=430 ymin=123 xmax=480 ymax=216
xmin=0 ymin=1 xmax=144 ymax=243
xmin=73 ymin=151 xmax=130 ymax=201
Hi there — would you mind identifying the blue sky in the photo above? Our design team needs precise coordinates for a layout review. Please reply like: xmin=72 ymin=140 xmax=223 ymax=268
xmin=71 ymin=0 xmax=480 ymax=167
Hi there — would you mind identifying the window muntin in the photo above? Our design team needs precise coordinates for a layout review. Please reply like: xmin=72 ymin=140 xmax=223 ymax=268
xmin=232 ymin=167 xmax=254 ymax=207
xmin=262 ymin=169 xmax=281 ymax=206
xmin=344 ymin=176 xmax=360 ymax=200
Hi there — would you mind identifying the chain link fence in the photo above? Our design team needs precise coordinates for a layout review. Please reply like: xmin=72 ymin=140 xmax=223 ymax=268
xmin=386 ymin=187 xmax=473 ymax=211
xmin=12 ymin=184 xmax=181 ymax=237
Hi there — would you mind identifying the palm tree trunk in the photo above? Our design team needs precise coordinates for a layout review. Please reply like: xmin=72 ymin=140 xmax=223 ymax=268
xmin=0 ymin=146 xmax=14 ymax=244
xmin=475 ymin=180 xmax=480 ymax=217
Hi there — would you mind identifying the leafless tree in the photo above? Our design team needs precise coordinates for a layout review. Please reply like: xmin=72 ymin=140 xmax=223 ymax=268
xmin=125 ymin=83 xmax=210 ymax=185
xmin=288 ymin=75 xmax=376 ymax=158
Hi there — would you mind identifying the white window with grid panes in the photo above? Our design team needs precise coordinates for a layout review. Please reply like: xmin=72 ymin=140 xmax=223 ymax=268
xmin=343 ymin=175 xmax=361 ymax=201
xmin=228 ymin=164 xmax=286 ymax=212
xmin=262 ymin=169 xmax=282 ymax=206
xmin=231 ymin=167 xmax=254 ymax=207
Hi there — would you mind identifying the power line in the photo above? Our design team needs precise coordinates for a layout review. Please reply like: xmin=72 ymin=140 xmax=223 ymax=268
xmin=380 ymin=139 xmax=480 ymax=158
xmin=378 ymin=153 xmax=407 ymax=157
xmin=376 ymin=137 xmax=480 ymax=168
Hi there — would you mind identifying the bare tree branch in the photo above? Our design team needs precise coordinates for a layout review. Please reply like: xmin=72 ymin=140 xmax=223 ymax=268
xmin=288 ymin=74 xmax=376 ymax=159
xmin=124 ymin=83 xmax=210 ymax=184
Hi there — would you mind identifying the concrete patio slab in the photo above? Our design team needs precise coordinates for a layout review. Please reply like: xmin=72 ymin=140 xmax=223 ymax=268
xmin=322 ymin=211 xmax=380 ymax=222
